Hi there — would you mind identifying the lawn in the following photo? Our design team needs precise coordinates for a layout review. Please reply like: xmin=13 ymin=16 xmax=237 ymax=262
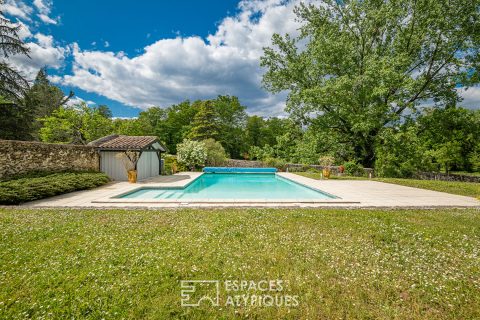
xmin=295 ymin=172 xmax=480 ymax=198
xmin=0 ymin=208 xmax=479 ymax=319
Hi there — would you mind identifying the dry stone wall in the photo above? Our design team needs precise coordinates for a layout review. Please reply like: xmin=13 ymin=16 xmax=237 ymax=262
xmin=224 ymin=159 xmax=267 ymax=168
xmin=0 ymin=140 xmax=99 ymax=179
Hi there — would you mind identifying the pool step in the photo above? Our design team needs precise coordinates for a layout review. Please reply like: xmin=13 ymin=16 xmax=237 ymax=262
xmin=153 ymin=190 xmax=181 ymax=199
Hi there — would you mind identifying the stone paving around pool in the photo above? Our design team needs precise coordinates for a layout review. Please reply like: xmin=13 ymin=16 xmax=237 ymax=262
xmin=21 ymin=172 xmax=480 ymax=208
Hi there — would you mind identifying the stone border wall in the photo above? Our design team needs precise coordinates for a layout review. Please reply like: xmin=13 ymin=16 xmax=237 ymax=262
xmin=0 ymin=140 xmax=99 ymax=179
xmin=224 ymin=159 xmax=268 ymax=168
xmin=286 ymin=163 xmax=375 ymax=177
xmin=416 ymin=171 xmax=480 ymax=183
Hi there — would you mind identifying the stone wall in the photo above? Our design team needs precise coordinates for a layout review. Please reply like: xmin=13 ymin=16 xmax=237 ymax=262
xmin=416 ymin=171 xmax=480 ymax=183
xmin=0 ymin=140 xmax=99 ymax=179
xmin=224 ymin=159 xmax=267 ymax=168
xmin=286 ymin=163 xmax=375 ymax=177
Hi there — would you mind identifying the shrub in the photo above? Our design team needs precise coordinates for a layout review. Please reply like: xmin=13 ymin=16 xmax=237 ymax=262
xmin=318 ymin=155 xmax=335 ymax=167
xmin=264 ymin=157 xmax=287 ymax=171
xmin=163 ymin=155 xmax=188 ymax=175
xmin=0 ymin=172 xmax=110 ymax=205
xmin=374 ymin=127 xmax=431 ymax=177
xmin=203 ymin=139 xmax=227 ymax=166
xmin=176 ymin=139 xmax=207 ymax=171
xmin=343 ymin=161 xmax=365 ymax=176
xmin=469 ymin=150 xmax=480 ymax=172
xmin=248 ymin=145 xmax=275 ymax=161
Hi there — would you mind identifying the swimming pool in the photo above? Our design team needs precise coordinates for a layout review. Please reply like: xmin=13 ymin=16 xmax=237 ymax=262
xmin=119 ymin=173 xmax=337 ymax=200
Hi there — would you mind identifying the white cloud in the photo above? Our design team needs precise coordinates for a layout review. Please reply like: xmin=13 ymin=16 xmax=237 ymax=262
xmin=37 ymin=13 xmax=57 ymax=24
xmin=33 ymin=0 xmax=58 ymax=25
xmin=0 ymin=9 xmax=65 ymax=81
xmin=34 ymin=33 xmax=53 ymax=47
xmin=9 ymin=33 xmax=67 ymax=79
xmin=458 ymin=86 xmax=480 ymax=109
xmin=64 ymin=96 xmax=95 ymax=107
xmin=17 ymin=21 xmax=32 ymax=39
xmin=60 ymin=0 xmax=304 ymax=115
xmin=1 ymin=0 xmax=33 ymax=21
xmin=33 ymin=0 xmax=48 ymax=13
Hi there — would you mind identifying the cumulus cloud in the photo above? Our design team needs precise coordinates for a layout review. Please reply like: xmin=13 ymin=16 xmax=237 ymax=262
xmin=1 ymin=0 xmax=64 ymax=81
xmin=458 ymin=87 xmax=480 ymax=109
xmin=9 ymin=32 xmax=67 ymax=79
xmin=1 ymin=0 xmax=33 ymax=21
xmin=16 ymin=21 xmax=32 ymax=39
xmin=33 ymin=0 xmax=58 ymax=24
xmin=38 ymin=13 xmax=57 ymax=24
xmin=60 ymin=0 xmax=304 ymax=115
xmin=64 ymin=96 xmax=95 ymax=107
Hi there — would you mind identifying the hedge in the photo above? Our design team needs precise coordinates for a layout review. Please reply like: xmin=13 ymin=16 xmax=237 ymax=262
xmin=0 ymin=172 xmax=110 ymax=205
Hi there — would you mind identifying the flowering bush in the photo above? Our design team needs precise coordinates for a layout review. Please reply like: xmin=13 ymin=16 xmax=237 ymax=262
xmin=176 ymin=139 xmax=207 ymax=171
xmin=318 ymin=155 xmax=335 ymax=167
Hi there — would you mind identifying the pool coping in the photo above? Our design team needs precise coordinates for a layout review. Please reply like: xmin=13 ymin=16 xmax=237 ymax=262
xmin=94 ymin=172 xmax=354 ymax=204
xmin=22 ymin=171 xmax=480 ymax=208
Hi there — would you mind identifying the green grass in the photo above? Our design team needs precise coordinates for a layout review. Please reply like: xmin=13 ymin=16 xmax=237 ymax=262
xmin=0 ymin=172 xmax=110 ymax=205
xmin=295 ymin=172 xmax=480 ymax=198
xmin=1 ymin=208 xmax=479 ymax=319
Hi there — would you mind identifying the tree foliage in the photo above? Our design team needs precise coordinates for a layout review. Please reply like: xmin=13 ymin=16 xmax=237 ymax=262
xmin=39 ymin=103 xmax=113 ymax=144
xmin=261 ymin=0 xmax=480 ymax=166
xmin=0 ymin=96 xmax=35 ymax=140
xmin=0 ymin=13 xmax=29 ymax=100
xmin=0 ymin=11 xmax=34 ymax=140
xmin=23 ymin=68 xmax=74 ymax=138
xmin=188 ymin=100 xmax=220 ymax=141
xmin=203 ymin=138 xmax=227 ymax=166
xmin=375 ymin=107 xmax=480 ymax=177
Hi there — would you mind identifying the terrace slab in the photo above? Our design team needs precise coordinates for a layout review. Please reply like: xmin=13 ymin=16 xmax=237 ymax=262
xmin=19 ymin=172 xmax=480 ymax=208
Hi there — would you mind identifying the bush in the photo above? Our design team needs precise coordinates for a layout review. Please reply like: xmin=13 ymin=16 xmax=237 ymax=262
xmin=0 ymin=172 xmax=110 ymax=205
xmin=163 ymin=155 xmax=187 ymax=175
xmin=343 ymin=161 xmax=365 ymax=176
xmin=264 ymin=157 xmax=287 ymax=171
xmin=318 ymin=155 xmax=335 ymax=167
xmin=248 ymin=145 xmax=275 ymax=161
xmin=203 ymin=139 xmax=227 ymax=166
xmin=374 ymin=127 xmax=431 ymax=177
xmin=176 ymin=139 xmax=207 ymax=171
xmin=469 ymin=150 xmax=480 ymax=172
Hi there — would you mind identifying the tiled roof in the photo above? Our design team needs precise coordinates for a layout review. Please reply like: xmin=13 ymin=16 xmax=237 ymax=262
xmin=88 ymin=135 xmax=165 ymax=151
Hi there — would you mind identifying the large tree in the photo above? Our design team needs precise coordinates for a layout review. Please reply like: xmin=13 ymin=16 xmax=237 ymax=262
xmin=261 ymin=0 xmax=480 ymax=166
xmin=24 ymin=68 xmax=74 ymax=119
xmin=212 ymin=95 xmax=248 ymax=158
xmin=188 ymin=100 xmax=220 ymax=141
xmin=0 ymin=10 xmax=33 ymax=140
xmin=39 ymin=103 xmax=113 ymax=144
xmin=0 ymin=12 xmax=29 ymax=100
xmin=23 ymin=68 xmax=74 ymax=138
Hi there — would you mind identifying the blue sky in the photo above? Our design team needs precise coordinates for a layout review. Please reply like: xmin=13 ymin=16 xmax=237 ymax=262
xmin=53 ymin=0 xmax=242 ymax=117
xmin=5 ymin=0 xmax=299 ymax=117
xmin=3 ymin=0 xmax=480 ymax=117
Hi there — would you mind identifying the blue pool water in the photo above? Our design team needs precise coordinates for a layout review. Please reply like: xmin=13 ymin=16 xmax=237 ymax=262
xmin=120 ymin=173 xmax=336 ymax=200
